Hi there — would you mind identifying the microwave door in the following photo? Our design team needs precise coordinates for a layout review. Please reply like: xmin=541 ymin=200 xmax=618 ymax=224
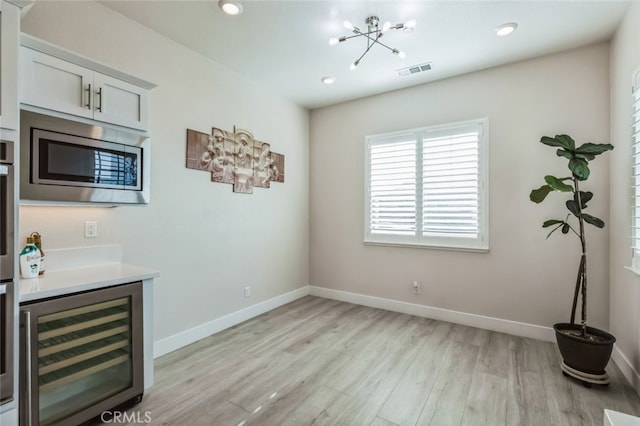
xmin=33 ymin=130 xmax=130 ymax=190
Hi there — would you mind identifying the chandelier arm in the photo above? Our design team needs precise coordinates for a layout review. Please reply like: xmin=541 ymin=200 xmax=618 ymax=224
xmin=358 ymin=32 xmax=398 ymax=55
xmin=339 ymin=25 xmax=391 ymax=44
xmin=370 ymin=38 xmax=398 ymax=54
xmin=352 ymin=27 xmax=380 ymax=37
xmin=340 ymin=33 xmax=366 ymax=42
xmin=353 ymin=38 xmax=377 ymax=65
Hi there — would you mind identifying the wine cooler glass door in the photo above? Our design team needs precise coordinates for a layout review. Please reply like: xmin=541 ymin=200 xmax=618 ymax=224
xmin=21 ymin=282 xmax=143 ymax=426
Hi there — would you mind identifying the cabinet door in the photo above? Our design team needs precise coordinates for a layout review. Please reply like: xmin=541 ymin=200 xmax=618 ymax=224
xmin=19 ymin=48 xmax=94 ymax=120
xmin=93 ymin=73 xmax=148 ymax=131
xmin=1 ymin=1 xmax=20 ymax=130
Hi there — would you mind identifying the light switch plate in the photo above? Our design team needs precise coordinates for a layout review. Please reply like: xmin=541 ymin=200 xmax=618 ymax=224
xmin=85 ymin=221 xmax=98 ymax=238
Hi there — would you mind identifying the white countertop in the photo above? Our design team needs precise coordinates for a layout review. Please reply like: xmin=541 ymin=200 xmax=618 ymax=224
xmin=19 ymin=263 xmax=159 ymax=303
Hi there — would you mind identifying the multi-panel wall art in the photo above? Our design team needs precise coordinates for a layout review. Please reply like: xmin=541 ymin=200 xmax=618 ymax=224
xmin=186 ymin=127 xmax=285 ymax=194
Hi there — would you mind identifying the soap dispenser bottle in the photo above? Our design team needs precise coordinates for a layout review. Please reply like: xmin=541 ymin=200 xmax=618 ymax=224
xmin=30 ymin=232 xmax=45 ymax=275
xmin=20 ymin=236 xmax=42 ymax=279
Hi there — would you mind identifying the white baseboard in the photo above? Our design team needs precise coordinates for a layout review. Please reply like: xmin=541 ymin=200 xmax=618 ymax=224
xmin=153 ymin=286 xmax=310 ymax=358
xmin=612 ymin=344 xmax=640 ymax=396
xmin=308 ymin=286 xmax=556 ymax=342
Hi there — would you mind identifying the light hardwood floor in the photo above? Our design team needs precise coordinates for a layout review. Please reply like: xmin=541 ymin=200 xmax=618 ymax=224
xmin=117 ymin=296 xmax=640 ymax=425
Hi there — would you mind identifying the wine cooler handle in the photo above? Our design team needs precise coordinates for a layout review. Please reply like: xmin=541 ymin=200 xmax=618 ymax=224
xmin=24 ymin=310 xmax=33 ymax=426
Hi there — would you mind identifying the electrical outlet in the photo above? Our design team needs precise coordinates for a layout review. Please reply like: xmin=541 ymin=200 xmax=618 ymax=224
xmin=412 ymin=281 xmax=421 ymax=295
xmin=84 ymin=221 xmax=98 ymax=238
xmin=244 ymin=286 xmax=251 ymax=298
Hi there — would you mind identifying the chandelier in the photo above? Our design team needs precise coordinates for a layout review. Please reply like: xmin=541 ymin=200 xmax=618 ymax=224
xmin=329 ymin=16 xmax=416 ymax=70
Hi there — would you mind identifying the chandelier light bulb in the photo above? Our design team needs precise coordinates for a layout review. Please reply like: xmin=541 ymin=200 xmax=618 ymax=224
xmin=343 ymin=20 xmax=354 ymax=30
xmin=382 ymin=21 xmax=392 ymax=32
xmin=350 ymin=60 xmax=359 ymax=71
xmin=403 ymin=19 xmax=417 ymax=32
xmin=329 ymin=37 xmax=339 ymax=46
xmin=392 ymin=49 xmax=406 ymax=59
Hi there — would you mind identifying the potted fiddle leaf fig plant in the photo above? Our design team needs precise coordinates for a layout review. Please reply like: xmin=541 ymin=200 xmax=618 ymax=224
xmin=529 ymin=134 xmax=615 ymax=387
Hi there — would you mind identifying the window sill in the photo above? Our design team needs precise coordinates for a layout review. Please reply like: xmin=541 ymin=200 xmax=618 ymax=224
xmin=624 ymin=266 xmax=640 ymax=277
xmin=363 ymin=240 xmax=489 ymax=253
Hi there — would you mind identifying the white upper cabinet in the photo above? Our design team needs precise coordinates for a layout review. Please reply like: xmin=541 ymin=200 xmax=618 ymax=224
xmin=20 ymin=48 xmax=94 ymax=120
xmin=92 ymin=72 xmax=148 ymax=131
xmin=1 ymin=0 xmax=20 ymax=130
xmin=19 ymin=35 xmax=155 ymax=131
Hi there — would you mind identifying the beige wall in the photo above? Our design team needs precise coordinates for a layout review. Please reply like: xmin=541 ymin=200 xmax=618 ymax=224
xmin=310 ymin=43 xmax=611 ymax=329
xmin=20 ymin=1 xmax=310 ymax=342
xmin=609 ymin=1 xmax=640 ymax=389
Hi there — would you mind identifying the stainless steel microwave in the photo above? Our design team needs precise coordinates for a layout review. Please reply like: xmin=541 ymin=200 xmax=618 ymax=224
xmin=20 ymin=111 xmax=150 ymax=204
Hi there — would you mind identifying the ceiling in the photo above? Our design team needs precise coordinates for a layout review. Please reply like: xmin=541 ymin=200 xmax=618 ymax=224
xmin=99 ymin=0 xmax=631 ymax=110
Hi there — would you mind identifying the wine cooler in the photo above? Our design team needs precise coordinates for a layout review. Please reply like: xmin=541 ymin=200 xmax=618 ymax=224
xmin=20 ymin=282 xmax=144 ymax=426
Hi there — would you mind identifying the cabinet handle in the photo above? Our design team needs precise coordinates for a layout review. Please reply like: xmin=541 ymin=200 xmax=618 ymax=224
xmin=86 ymin=84 xmax=92 ymax=109
xmin=97 ymin=87 xmax=103 ymax=112
xmin=23 ymin=311 xmax=34 ymax=426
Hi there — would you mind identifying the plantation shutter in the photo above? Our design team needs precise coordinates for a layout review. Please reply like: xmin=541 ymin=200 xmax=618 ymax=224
xmin=632 ymin=70 xmax=640 ymax=264
xmin=368 ymin=138 xmax=417 ymax=236
xmin=365 ymin=118 xmax=488 ymax=250
xmin=422 ymin=124 xmax=481 ymax=239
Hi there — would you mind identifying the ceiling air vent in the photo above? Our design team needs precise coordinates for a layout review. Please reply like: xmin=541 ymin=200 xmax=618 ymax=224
xmin=397 ymin=62 xmax=432 ymax=77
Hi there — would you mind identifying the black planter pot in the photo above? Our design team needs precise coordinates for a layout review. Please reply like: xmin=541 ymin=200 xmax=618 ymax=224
xmin=554 ymin=323 xmax=616 ymax=385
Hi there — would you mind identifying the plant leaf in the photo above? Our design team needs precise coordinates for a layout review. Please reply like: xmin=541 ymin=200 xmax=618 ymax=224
xmin=568 ymin=158 xmax=590 ymax=180
xmin=543 ymin=219 xmax=565 ymax=228
xmin=541 ymin=135 xmax=574 ymax=150
xmin=556 ymin=149 xmax=573 ymax=160
xmin=582 ymin=213 xmax=605 ymax=228
xmin=555 ymin=135 xmax=576 ymax=150
xmin=566 ymin=199 xmax=580 ymax=216
xmin=575 ymin=143 xmax=614 ymax=156
xmin=544 ymin=175 xmax=573 ymax=192
xmin=530 ymin=185 xmax=553 ymax=203
xmin=574 ymin=191 xmax=593 ymax=209
xmin=575 ymin=153 xmax=595 ymax=161
xmin=561 ymin=223 xmax=570 ymax=234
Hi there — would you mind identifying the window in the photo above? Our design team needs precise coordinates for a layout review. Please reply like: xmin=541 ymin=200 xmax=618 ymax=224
xmin=364 ymin=118 xmax=489 ymax=251
xmin=632 ymin=70 xmax=640 ymax=269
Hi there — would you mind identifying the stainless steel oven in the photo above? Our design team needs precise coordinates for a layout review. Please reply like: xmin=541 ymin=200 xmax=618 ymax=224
xmin=0 ymin=138 xmax=15 ymax=405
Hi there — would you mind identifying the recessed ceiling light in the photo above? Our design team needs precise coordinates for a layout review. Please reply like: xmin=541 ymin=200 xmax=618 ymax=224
xmin=495 ymin=22 xmax=518 ymax=37
xmin=321 ymin=76 xmax=336 ymax=85
xmin=219 ymin=0 xmax=243 ymax=16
